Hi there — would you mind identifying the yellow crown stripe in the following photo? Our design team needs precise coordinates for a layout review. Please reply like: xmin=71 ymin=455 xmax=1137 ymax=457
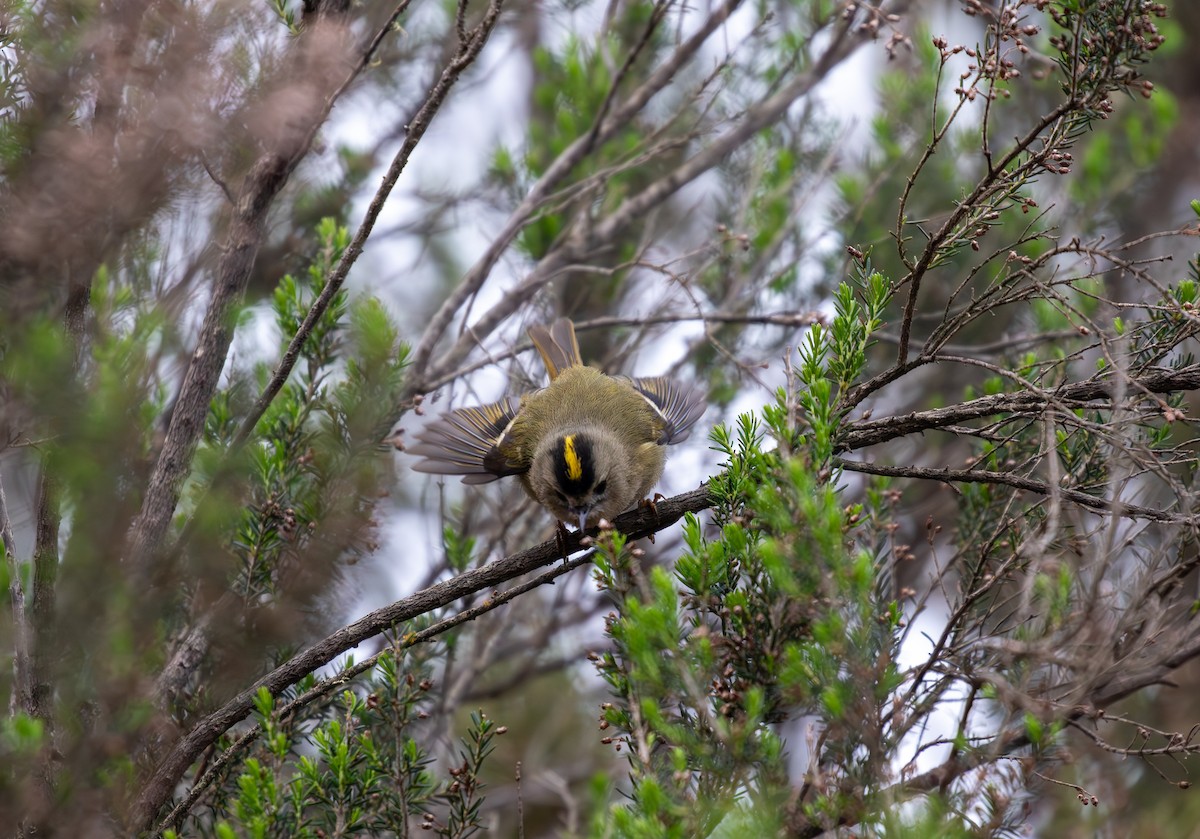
xmin=562 ymin=435 xmax=583 ymax=481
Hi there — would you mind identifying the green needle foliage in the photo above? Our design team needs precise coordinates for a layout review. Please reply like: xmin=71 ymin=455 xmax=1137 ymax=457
xmin=587 ymin=274 xmax=907 ymax=834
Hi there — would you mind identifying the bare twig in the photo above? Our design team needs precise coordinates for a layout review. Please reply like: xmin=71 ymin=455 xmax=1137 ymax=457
xmin=424 ymin=310 xmax=821 ymax=391
xmin=893 ymin=97 xmax=1077 ymax=367
xmin=409 ymin=0 xmax=746 ymax=389
xmin=836 ymin=365 xmax=1200 ymax=453
xmin=835 ymin=458 xmax=1191 ymax=524
xmin=421 ymin=0 xmax=906 ymax=390
xmin=782 ymin=626 xmax=1200 ymax=839
xmin=232 ymin=0 xmax=496 ymax=454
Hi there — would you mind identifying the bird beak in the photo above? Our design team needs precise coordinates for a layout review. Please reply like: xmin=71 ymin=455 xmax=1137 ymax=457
xmin=568 ymin=506 xmax=590 ymax=534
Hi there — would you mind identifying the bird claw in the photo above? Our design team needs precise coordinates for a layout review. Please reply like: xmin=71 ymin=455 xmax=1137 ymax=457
xmin=638 ymin=494 xmax=666 ymax=543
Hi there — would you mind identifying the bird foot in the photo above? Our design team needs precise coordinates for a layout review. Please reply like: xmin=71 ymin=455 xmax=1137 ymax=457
xmin=638 ymin=494 xmax=667 ymax=543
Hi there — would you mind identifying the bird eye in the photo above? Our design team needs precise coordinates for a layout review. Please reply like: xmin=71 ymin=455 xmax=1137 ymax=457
xmin=554 ymin=490 xmax=568 ymax=502
xmin=594 ymin=479 xmax=608 ymax=495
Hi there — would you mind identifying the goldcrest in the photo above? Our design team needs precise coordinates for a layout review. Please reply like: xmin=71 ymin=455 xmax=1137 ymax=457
xmin=409 ymin=318 xmax=705 ymax=532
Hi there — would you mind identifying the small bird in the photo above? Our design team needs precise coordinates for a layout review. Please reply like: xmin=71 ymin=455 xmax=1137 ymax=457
xmin=409 ymin=318 xmax=706 ymax=533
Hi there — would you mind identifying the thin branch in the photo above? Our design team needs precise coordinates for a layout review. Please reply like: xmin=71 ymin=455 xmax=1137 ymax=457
xmin=786 ymin=630 xmax=1200 ymax=838
xmin=835 ymin=458 xmax=1190 ymax=524
xmin=152 ymin=0 xmax=505 ymax=709
xmin=408 ymin=0 xmax=746 ymax=389
xmin=580 ymin=0 xmax=672 ymax=157
xmin=421 ymin=0 xmax=903 ymax=389
xmin=232 ymin=0 xmax=494 ymax=454
xmin=424 ymin=310 xmax=821 ymax=391
xmin=587 ymin=4 xmax=871 ymax=249
xmin=893 ymin=87 xmax=1084 ymax=367
xmin=836 ymin=365 xmax=1200 ymax=453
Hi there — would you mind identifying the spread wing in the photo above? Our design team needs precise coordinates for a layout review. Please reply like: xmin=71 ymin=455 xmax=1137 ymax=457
xmin=628 ymin=376 xmax=706 ymax=444
xmin=408 ymin=397 xmax=526 ymax=484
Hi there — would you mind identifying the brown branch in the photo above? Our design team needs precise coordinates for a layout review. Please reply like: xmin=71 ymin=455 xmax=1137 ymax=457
xmin=151 ymin=0 xmax=506 ymax=710
xmin=123 ymin=10 xmax=370 ymax=574
xmin=896 ymin=632 xmax=1200 ymax=797
xmin=129 ymin=484 xmax=713 ymax=832
xmin=580 ymin=0 xmax=672 ymax=157
xmin=419 ymin=0 xmax=903 ymax=392
xmin=893 ymin=97 xmax=1078 ymax=367
xmin=1065 ymin=718 xmax=1200 ymax=759
xmin=231 ymin=0 xmax=488 ymax=453
xmin=835 ymin=458 xmax=1190 ymax=524
xmin=150 ymin=544 xmax=598 ymax=838
xmin=784 ymin=633 xmax=1200 ymax=837
xmin=871 ymin=328 xmax=1082 ymax=357
xmin=587 ymin=3 xmax=877 ymax=251
xmin=124 ymin=161 xmax=288 ymax=573
xmin=153 ymin=597 xmax=226 ymax=707
xmin=424 ymin=310 xmax=823 ymax=390
xmin=836 ymin=365 xmax=1200 ymax=453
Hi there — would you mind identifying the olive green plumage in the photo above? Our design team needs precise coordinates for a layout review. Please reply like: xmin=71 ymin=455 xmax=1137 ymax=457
xmin=409 ymin=318 xmax=705 ymax=531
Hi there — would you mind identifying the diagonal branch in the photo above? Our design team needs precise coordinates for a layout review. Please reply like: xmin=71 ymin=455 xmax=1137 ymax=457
xmin=421 ymin=0 xmax=912 ymax=389
xmin=124 ymin=6 xmax=397 ymax=574
xmin=892 ymin=98 xmax=1079 ymax=368
xmin=836 ymin=458 xmax=1191 ymax=523
xmin=587 ymin=4 xmax=870 ymax=248
xmin=151 ymin=543 xmax=597 ymax=838
xmin=784 ymin=633 xmax=1200 ymax=838
xmin=128 ymin=484 xmax=713 ymax=832
xmin=232 ymin=0 xmax=498 ymax=454
xmin=151 ymin=0 xmax=506 ymax=706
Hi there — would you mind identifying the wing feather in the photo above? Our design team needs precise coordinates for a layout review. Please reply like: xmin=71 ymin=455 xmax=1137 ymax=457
xmin=628 ymin=376 xmax=706 ymax=444
xmin=408 ymin=397 xmax=525 ymax=483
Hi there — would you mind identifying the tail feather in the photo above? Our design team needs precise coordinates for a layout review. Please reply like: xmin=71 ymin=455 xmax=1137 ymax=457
xmin=528 ymin=317 xmax=582 ymax=380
